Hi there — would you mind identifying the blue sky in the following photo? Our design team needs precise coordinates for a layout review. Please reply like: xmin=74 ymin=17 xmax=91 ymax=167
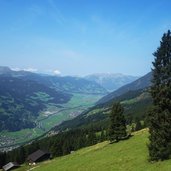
xmin=0 ymin=0 xmax=171 ymax=76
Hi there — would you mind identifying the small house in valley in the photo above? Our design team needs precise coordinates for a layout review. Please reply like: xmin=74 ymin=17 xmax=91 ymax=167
xmin=2 ymin=162 xmax=20 ymax=171
xmin=27 ymin=149 xmax=51 ymax=164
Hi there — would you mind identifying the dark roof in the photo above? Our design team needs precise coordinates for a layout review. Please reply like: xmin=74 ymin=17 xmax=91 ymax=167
xmin=27 ymin=150 xmax=50 ymax=162
xmin=3 ymin=162 xmax=20 ymax=171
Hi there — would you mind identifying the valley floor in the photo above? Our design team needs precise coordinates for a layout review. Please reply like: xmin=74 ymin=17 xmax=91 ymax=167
xmin=15 ymin=129 xmax=171 ymax=171
xmin=0 ymin=93 xmax=102 ymax=151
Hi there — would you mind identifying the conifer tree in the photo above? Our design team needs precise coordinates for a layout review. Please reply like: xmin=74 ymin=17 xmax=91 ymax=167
xmin=87 ymin=131 xmax=97 ymax=145
xmin=100 ymin=130 xmax=105 ymax=142
xmin=108 ymin=102 xmax=127 ymax=143
xmin=0 ymin=152 xmax=6 ymax=168
xmin=148 ymin=30 xmax=171 ymax=161
xmin=135 ymin=120 xmax=142 ymax=131
xmin=62 ymin=141 xmax=70 ymax=155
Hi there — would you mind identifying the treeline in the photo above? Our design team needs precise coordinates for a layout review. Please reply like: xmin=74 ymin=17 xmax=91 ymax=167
xmin=0 ymin=125 xmax=108 ymax=168
xmin=0 ymin=123 xmax=147 ymax=169
xmin=0 ymin=113 xmax=146 ymax=169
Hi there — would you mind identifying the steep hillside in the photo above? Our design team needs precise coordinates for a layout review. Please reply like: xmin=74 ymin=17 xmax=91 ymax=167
xmin=16 ymin=130 xmax=171 ymax=171
xmin=0 ymin=76 xmax=71 ymax=131
xmin=97 ymin=72 xmax=152 ymax=104
xmin=85 ymin=73 xmax=139 ymax=92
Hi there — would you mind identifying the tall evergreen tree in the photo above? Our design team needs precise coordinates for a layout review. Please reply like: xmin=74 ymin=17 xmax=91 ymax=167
xmin=0 ymin=152 xmax=6 ymax=168
xmin=62 ymin=141 xmax=70 ymax=155
xmin=108 ymin=102 xmax=127 ymax=143
xmin=87 ymin=131 xmax=97 ymax=146
xmin=100 ymin=130 xmax=106 ymax=142
xmin=135 ymin=120 xmax=142 ymax=131
xmin=148 ymin=30 xmax=171 ymax=161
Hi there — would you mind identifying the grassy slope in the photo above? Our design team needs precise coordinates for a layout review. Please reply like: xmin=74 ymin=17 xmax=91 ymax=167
xmin=16 ymin=129 xmax=171 ymax=171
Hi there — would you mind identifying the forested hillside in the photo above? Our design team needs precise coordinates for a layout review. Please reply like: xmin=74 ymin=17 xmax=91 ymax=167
xmin=0 ymin=76 xmax=71 ymax=131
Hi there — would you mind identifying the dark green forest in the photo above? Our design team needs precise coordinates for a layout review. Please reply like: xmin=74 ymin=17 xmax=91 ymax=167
xmin=0 ymin=76 xmax=71 ymax=131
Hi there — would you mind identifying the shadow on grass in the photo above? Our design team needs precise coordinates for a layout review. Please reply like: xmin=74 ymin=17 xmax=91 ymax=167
xmin=109 ymin=134 xmax=134 ymax=144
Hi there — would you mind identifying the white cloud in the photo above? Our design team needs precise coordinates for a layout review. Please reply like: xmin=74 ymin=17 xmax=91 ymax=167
xmin=11 ymin=67 xmax=21 ymax=71
xmin=11 ymin=67 xmax=38 ymax=73
xmin=23 ymin=68 xmax=38 ymax=72
xmin=53 ymin=69 xmax=61 ymax=75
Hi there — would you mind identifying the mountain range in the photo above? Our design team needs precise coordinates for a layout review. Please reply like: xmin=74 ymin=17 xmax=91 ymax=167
xmin=85 ymin=73 xmax=139 ymax=92
xmin=0 ymin=66 xmax=107 ymax=132
xmin=97 ymin=72 xmax=152 ymax=104
xmin=0 ymin=67 xmax=107 ymax=95
xmin=0 ymin=66 xmax=150 ymax=133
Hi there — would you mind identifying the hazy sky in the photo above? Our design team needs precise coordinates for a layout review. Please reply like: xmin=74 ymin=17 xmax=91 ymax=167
xmin=0 ymin=0 xmax=171 ymax=76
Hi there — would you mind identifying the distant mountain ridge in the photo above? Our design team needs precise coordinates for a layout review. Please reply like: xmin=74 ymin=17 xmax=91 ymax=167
xmin=25 ymin=75 xmax=108 ymax=95
xmin=0 ymin=66 xmax=11 ymax=74
xmin=85 ymin=73 xmax=139 ymax=92
xmin=97 ymin=72 xmax=152 ymax=104
xmin=0 ymin=67 xmax=107 ymax=95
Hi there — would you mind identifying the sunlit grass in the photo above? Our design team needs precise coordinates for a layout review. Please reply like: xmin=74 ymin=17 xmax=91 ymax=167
xmin=16 ymin=129 xmax=171 ymax=171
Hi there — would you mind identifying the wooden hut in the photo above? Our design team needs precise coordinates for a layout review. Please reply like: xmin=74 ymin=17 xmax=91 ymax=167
xmin=27 ymin=149 xmax=51 ymax=163
xmin=2 ymin=162 xmax=20 ymax=171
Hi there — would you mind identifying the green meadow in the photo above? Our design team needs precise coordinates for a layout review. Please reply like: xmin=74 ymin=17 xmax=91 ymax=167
xmin=16 ymin=129 xmax=171 ymax=171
